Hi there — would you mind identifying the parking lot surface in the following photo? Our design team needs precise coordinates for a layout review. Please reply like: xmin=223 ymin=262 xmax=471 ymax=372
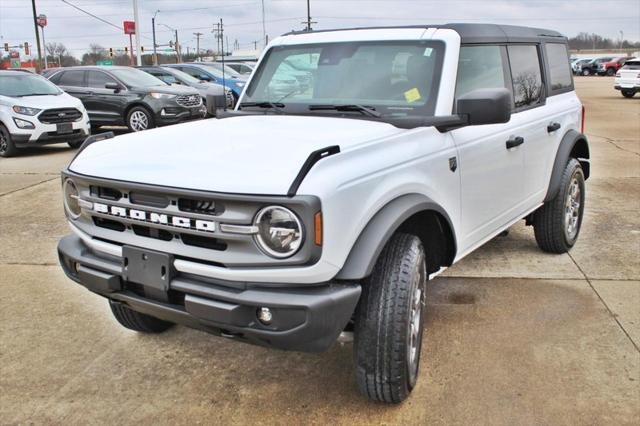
xmin=1 ymin=77 xmax=638 ymax=425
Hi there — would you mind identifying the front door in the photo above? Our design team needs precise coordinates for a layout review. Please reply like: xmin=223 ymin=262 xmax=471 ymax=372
xmin=85 ymin=70 xmax=126 ymax=125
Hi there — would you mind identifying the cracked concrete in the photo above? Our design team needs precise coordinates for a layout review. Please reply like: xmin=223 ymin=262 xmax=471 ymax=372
xmin=0 ymin=77 xmax=638 ymax=424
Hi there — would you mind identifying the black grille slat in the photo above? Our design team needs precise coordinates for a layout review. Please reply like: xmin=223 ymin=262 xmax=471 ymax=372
xmin=178 ymin=198 xmax=219 ymax=215
xmin=176 ymin=94 xmax=202 ymax=108
xmin=39 ymin=108 xmax=82 ymax=124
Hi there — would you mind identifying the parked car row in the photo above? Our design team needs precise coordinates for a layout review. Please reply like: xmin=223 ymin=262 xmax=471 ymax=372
xmin=0 ymin=62 xmax=248 ymax=157
xmin=571 ymin=56 xmax=635 ymax=76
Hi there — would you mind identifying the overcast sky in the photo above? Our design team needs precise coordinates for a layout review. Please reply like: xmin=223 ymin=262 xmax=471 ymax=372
xmin=1 ymin=0 xmax=639 ymax=57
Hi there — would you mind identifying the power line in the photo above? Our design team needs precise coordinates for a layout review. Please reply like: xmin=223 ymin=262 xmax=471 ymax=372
xmin=59 ymin=0 xmax=122 ymax=31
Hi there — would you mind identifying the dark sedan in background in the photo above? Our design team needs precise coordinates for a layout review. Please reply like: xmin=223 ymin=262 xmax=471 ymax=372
xmin=47 ymin=66 xmax=206 ymax=132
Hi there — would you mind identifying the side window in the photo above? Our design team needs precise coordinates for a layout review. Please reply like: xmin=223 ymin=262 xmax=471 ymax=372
xmin=87 ymin=71 xmax=117 ymax=88
xmin=455 ymin=45 xmax=508 ymax=100
xmin=508 ymin=45 xmax=544 ymax=108
xmin=57 ymin=70 xmax=85 ymax=87
xmin=545 ymin=43 xmax=573 ymax=93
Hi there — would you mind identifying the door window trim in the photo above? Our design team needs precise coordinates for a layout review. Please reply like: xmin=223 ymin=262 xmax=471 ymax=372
xmin=541 ymin=42 xmax=575 ymax=97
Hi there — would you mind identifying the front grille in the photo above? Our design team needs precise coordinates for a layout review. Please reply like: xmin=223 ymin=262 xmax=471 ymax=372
xmin=176 ymin=94 xmax=202 ymax=108
xmin=178 ymin=198 xmax=218 ymax=215
xmin=39 ymin=108 xmax=82 ymax=124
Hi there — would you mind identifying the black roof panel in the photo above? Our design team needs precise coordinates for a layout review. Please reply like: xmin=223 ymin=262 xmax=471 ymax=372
xmin=285 ymin=23 xmax=566 ymax=44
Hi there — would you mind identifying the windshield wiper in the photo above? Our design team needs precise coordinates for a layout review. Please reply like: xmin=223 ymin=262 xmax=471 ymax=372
xmin=308 ymin=104 xmax=381 ymax=118
xmin=239 ymin=101 xmax=285 ymax=113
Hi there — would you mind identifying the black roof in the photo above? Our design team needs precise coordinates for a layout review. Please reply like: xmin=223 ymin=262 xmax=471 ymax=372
xmin=285 ymin=23 xmax=566 ymax=44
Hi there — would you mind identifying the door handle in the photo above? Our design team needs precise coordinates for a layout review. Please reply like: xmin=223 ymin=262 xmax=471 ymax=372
xmin=547 ymin=122 xmax=561 ymax=133
xmin=506 ymin=136 xmax=524 ymax=149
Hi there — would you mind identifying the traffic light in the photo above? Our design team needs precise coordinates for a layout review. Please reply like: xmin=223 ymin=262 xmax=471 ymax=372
xmin=3 ymin=43 xmax=8 ymax=52
xmin=140 ymin=46 xmax=144 ymax=53
xmin=124 ymin=46 xmax=128 ymax=53
xmin=23 ymin=42 xmax=29 ymax=56
xmin=109 ymin=47 xmax=114 ymax=57
xmin=169 ymin=40 xmax=173 ymax=48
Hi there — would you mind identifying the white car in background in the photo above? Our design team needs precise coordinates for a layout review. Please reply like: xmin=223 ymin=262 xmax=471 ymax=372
xmin=615 ymin=59 xmax=640 ymax=98
xmin=0 ymin=70 xmax=90 ymax=157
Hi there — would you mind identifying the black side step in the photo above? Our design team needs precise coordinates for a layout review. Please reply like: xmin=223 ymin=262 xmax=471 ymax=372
xmin=287 ymin=145 xmax=340 ymax=197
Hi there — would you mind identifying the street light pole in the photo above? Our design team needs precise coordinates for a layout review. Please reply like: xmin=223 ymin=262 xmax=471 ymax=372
xmin=41 ymin=26 xmax=47 ymax=68
xmin=133 ymin=0 xmax=141 ymax=65
xmin=194 ymin=32 xmax=203 ymax=62
xmin=152 ymin=10 xmax=159 ymax=65
xmin=30 ymin=0 xmax=43 ymax=70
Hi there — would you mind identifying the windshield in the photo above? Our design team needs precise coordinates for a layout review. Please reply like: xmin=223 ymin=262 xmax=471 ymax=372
xmin=110 ymin=68 xmax=167 ymax=88
xmin=0 ymin=74 xmax=61 ymax=97
xmin=164 ymin=68 xmax=201 ymax=84
xmin=243 ymin=41 xmax=444 ymax=117
xmin=622 ymin=60 xmax=640 ymax=70
xmin=200 ymin=63 xmax=242 ymax=78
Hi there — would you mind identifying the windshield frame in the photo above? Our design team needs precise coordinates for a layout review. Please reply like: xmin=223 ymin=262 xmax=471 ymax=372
xmin=241 ymin=39 xmax=445 ymax=119
xmin=0 ymin=73 xmax=62 ymax=97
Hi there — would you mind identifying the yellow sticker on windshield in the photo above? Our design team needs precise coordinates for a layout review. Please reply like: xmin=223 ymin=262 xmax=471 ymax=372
xmin=404 ymin=88 xmax=421 ymax=103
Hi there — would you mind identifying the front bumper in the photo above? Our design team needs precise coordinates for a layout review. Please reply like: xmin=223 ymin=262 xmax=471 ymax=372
xmin=12 ymin=128 xmax=89 ymax=147
xmin=614 ymin=84 xmax=639 ymax=91
xmin=155 ymin=105 xmax=207 ymax=125
xmin=58 ymin=234 xmax=361 ymax=352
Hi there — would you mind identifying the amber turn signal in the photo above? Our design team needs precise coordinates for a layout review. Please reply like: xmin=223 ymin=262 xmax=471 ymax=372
xmin=314 ymin=212 xmax=322 ymax=246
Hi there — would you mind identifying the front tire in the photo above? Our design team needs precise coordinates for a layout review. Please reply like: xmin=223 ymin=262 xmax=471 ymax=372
xmin=354 ymin=233 xmax=427 ymax=403
xmin=0 ymin=124 xmax=18 ymax=158
xmin=109 ymin=301 xmax=174 ymax=333
xmin=126 ymin=106 xmax=155 ymax=132
xmin=582 ymin=68 xmax=591 ymax=76
xmin=533 ymin=158 xmax=585 ymax=253
xmin=606 ymin=68 xmax=615 ymax=76
xmin=622 ymin=90 xmax=636 ymax=98
xmin=67 ymin=140 xmax=84 ymax=149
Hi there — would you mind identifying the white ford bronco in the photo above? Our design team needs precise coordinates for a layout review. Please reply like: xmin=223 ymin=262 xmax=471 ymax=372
xmin=57 ymin=24 xmax=589 ymax=403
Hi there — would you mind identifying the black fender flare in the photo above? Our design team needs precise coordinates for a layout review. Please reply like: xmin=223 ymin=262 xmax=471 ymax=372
xmin=544 ymin=129 xmax=590 ymax=202
xmin=336 ymin=193 xmax=456 ymax=280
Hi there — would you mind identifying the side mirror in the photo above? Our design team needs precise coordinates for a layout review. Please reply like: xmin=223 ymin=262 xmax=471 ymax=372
xmin=457 ymin=88 xmax=511 ymax=126
xmin=205 ymin=94 xmax=227 ymax=116
xmin=105 ymin=82 xmax=121 ymax=92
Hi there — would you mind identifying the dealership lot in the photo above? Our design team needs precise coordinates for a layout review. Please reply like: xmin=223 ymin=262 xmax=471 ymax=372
xmin=0 ymin=77 xmax=638 ymax=424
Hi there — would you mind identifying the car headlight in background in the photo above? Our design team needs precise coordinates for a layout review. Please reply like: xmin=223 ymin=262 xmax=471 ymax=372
xmin=13 ymin=118 xmax=35 ymax=129
xmin=12 ymin=105 xmax=41 ymax=116
xmin=63 ymin=179 xmax=82 ymax=219
xmin=150 ymin=92 xmax=176 ymax=99
xmin=254 ymin=206 xmax=303 ymax=258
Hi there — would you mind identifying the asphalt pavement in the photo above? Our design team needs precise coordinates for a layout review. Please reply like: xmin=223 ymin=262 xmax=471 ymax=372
xmin=1 ymin=77 xmax=638 ymax=425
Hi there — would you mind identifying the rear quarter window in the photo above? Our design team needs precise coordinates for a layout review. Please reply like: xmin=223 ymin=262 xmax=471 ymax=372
xmin=622 ymin=60 xmax=640 ymax=70
xmin=545 ymin=43 xmax=573 ymax=94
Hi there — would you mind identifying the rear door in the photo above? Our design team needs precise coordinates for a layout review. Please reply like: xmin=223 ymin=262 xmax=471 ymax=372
xmin=451 ymin=45 xmax=528 ymax=249
xmin=53 ymin=70 xmax=88 ymax=102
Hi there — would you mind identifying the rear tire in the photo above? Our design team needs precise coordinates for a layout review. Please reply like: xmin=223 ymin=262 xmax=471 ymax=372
xmin=606 ymin=68 xmax=615 ymax=76
xmin=354 ymin=233 xmax=427 ymax=403
xmin=0 ymin=124 xmax=18 ymax=158
xmin=533 ymin=158 xmax=585 ymax=253
xmin=582 ymin=69 xmax=591 ymax=76
xmin=622 ymin=90 xmax=636 ymax=98
xmin=109 ymin=301 xmax=174 ymax=333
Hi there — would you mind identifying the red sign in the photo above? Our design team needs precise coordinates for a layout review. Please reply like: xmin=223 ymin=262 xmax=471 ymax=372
xmin=9 ymin=50 xmax=20 ymax=59
xmin=123 ymin=21 xmax=136 ymax=35
xmin=37 ymin=14 xmax=47 ymax=27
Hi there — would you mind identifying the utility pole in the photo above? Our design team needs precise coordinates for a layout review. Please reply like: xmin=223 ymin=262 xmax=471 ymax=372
xmin=30 ymin=0 xmax=42 ymax=70
xmin=152 ymin=10 xmax=159 ymax=65
xmin=303 ymin=0 xmax=316 ymax=31
xmin=133 ymin=0 xmax=141 ymax=66
xmin=175 ymin=30 xmax=180 ymax=63
xmin=261 ymin=0 xmax=266 ymax=47
xmin=193 ymin=32 xmax=203 ymax=61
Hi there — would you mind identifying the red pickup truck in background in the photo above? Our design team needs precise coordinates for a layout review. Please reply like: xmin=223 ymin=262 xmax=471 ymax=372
xmin=598 ymin=57 xmax=634 ymax=76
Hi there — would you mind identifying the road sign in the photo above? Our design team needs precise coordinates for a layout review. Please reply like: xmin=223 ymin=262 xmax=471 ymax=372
xmin=123 ymin=21 xmax=135 ymax=35
xmin=37 ymin=14 xmax=47 ymax=27
xmin=10 ymin=59 xmax=20 ymax=68
xmin=164 ymin=48 xmax=174 ymax=53
xmin=96 ymin=60 xmax=113 ymax=66
xmin=9 ymin=50 xmax=19 ymax=59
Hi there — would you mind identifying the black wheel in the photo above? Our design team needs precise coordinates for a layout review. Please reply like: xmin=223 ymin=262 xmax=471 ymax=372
xmin=0 ymin=124 xmax=18 ymax=158
xmin=622 ymin=90 xmax=636 ymax=98
xmin=109 ymin=301 xmax=174 ymax=333
xmin=582 ymin=68 xmax=591 ymax=76
xmin=606 ymin=68 xmax=615 ymax=76
xmin=67 ymin=140 xmax=84 ymax=149
xmin=354 ymin=233 xmax=427 ymax=403
xmin=126 ymin=106 xmax=155 ymax=132
xmin=533 ymin=158 xmax=585 ymax=253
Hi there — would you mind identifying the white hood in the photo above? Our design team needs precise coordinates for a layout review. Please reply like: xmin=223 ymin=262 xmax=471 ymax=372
xmin=69 ymin=115 xmax=405 ymax=195
xmin=3 ymin=92 xmax=85 ymax=110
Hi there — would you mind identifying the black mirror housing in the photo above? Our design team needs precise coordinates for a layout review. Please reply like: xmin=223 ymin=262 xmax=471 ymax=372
xmin=105 ymin=82 xmax=121 ymax=92
xmin=457 ymin=88 xmax=512 ymax=126
xmin=205 ymin=94 xmax=227 ymax=116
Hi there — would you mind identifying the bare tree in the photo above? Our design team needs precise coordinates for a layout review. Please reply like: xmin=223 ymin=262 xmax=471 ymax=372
xmin=82 ymin=44 xmax=107 ymax=65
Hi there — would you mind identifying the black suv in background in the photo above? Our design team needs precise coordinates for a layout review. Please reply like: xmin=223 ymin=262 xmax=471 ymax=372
xmin=48 ymin=66 xmax=206 ymax=132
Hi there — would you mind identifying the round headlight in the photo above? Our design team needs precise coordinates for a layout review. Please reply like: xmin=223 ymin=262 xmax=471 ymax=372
xmin=63 ymin=178 xmax=81 ymax=219
xmin=254 ymin=206 xmax=303 ymax=258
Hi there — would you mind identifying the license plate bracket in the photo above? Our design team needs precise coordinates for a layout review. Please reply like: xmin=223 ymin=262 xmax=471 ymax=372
xmin=57 ymin=122 xmax=73 ymax=134
xmin=122 ymin=246 xmax=173 ymax=292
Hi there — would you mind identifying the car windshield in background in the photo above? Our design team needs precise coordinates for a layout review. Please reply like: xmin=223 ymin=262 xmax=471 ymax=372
xmin=622 ymin=60 xmax=640 ymax=70
xmin=110 ymin=68 xmax=167 ymax=88
xmin=165 ymin=68 xmax=201 ymax=84
xmin=199 ymin=63 xmax=242 ymax=78
xmin=0 ymin=74 xmax=61 ymax=97
xmin=243 ymin=41 xmax=444 ymax=117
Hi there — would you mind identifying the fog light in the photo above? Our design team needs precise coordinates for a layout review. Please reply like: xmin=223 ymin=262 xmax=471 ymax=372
xmin=257 ymin=307 xmax=272 ymax=325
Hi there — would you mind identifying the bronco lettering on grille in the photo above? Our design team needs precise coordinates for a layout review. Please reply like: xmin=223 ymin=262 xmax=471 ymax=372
xmin=93 ymin=202 xmax=216 ymax=232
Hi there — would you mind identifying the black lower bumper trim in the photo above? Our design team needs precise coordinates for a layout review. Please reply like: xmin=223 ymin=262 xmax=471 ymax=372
xmin=57 ymin=234 xmax=360 ymax=352
xmin=12 ymin=130 xmax=87 ymax=146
